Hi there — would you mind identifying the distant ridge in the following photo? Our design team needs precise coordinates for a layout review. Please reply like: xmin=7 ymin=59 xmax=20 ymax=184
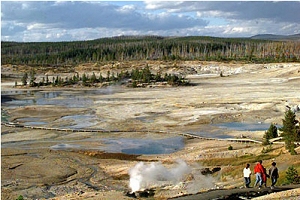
xmin=2 ymin=34 xmax=300 ymax=65
xmin=250 ymin=34 xmax=300 ymax=41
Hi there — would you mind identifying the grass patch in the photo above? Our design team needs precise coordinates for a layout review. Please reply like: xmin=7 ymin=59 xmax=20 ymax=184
xmin=199 ymin=154 xmax=277 ymax=166
xmin=276 ymin=164 xmax=300 ymax=186
xmin=201 ymin=153 xmax=300 ymax=187
xmin=198 ymin=154 xmax=278 ymax=182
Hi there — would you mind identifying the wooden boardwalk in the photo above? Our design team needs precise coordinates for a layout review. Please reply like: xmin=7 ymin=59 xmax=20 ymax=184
xmin=2 ymin=121 xmax=267 ymax=144
xmin=1 ymin=121 xmax=168 ymax=134
xmin=179 ymin=133 xmax=262 ymax=143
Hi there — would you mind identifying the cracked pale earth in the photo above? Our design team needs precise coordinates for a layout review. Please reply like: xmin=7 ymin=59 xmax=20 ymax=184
xmin=1 ymin=61 xmax=300 ymax=199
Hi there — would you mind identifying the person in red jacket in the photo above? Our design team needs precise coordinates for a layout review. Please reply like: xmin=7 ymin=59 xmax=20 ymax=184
xmin=253 ymin=160 xmax=265 ymax=188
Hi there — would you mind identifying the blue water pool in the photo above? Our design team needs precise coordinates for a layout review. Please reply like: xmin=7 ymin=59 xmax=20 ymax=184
xmin=214 ymin=122 xmax=272 ymax=131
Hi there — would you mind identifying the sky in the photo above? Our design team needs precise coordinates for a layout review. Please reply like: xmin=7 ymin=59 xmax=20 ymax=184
xmin=1 ymin=1 xmax=300 ymax=42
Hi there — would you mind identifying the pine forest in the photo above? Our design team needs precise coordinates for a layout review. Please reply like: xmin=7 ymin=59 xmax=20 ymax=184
xmin=2 ymin=35 xmax=300 ymax=67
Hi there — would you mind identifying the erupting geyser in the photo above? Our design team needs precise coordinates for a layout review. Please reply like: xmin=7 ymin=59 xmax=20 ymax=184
xmin=128 ymin=159 xmax=191 ymax=193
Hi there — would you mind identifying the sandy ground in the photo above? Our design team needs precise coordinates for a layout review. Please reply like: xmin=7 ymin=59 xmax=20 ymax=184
xmin=252 ymin=188 xmax=300 ymax=200
xmin=1 ymin=61 xmax=300 ymax=199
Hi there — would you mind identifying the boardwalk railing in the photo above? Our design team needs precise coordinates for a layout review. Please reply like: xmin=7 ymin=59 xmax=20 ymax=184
xmin=1 ymin=121 xmax=168 ymax=134
xmin=179 ymin=133 xmax=263 ymax=143
xmin=2 ymin=121 xmax=277 ymax=144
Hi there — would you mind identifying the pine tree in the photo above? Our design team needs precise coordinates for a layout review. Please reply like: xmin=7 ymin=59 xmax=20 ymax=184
xmin=286 ymin=166 xmax=300 ymax=184
xmin=82 ymin=73 xmax=88 ymax=86
xmin=21 ymin=72 xmax=28 ymax=86
xmin=280 ymin=109 xmax=298 ymax=155
xmin=91 ymin=72 xmax=97 ymax=83
xmin=99 ymin=73 xmax=103 ymax=83
xmin=263 ymin=123 xmax=278 ymax=145
xmin=29 ymin=70 xmax=36 ymax=87
xmin=55 ymin=76 xmax=59 ymax=85
xmin=262 ymin=133 xmax=271 ymax=145
xmin=41 ymin=77 xmax=45 ymax=86
xmin=46 ymin=75 xmax=49 ymax=85
xmin=107 ymin=71 xmax=110 ymax=82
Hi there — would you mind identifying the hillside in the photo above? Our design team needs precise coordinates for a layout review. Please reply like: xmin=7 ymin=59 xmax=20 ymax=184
xmin=250 ymin=34 xmax=300 ymax=41
xmin=2 ymin=36 xmax=300 ymax=66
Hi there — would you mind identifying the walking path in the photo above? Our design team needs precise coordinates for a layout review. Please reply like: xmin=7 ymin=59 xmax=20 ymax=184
xmin=170 ymin=185 xmax=300 ymax=200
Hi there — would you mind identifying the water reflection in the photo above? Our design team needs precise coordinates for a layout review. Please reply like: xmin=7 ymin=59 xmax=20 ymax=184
xmin=50 ymin=143 xmax=81 ymax=150
xmin=58 ymin=114 xmax=99 ymax=129
xmin=214 ymin=122 xmax=271 ymax=131
xmin=2 ymin=91 xmax=94 ymax=108
xmin=101 ymin=137 xmax=185 ymax=155
xmin=17 ymin=117 xmax=48 ymax=126
xmin=2 ymin=89 xmax=273 ymax=155
xmin=1 ymin=88 xmax=124 ymax=108
xmin=47 ymin=137 xmax=185 ymax=155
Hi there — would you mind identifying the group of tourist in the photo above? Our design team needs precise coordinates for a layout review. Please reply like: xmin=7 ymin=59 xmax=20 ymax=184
xmin=243 ymin=160 xmax=279 ymax=189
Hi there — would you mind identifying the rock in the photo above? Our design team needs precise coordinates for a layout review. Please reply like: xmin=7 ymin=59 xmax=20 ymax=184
xmin=212 ymin=167 xmax=221 ymax=173
xmin=201 ymin=167 xmax=221 ymax=175
xmin=201 ymin=168 xmax=212 ymax=175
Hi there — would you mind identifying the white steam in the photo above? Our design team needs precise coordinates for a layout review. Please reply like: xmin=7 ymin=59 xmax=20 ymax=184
xmin=128 ymin=159 xmax=191 ymax=192
xmin=185 ymin=164 xmax=216 ymax=194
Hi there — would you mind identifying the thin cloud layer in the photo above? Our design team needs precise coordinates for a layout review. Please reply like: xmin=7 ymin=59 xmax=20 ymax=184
xmin=145 ymin=1 xmax=300 ymax=23
xmin=1 ymin=1 xmax=299 ymax=42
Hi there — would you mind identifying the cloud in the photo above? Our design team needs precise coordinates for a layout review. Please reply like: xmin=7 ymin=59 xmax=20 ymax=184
xmin=1 ymin=2 xmax=206 ymax=32
xmin=143 ymin=1 xmax=300 ymax=37
xmin=1 ymin=1 xmax=299 ymax=42
xmin=144 ymin=1 xmax=300 ymax=24
xmin=117 ymin=4 xmax=136 ymax=13
xmin=1 ymin=1 xmax=208 ymax=41
xmin=1 ymin=21 xmax=27 ymax=36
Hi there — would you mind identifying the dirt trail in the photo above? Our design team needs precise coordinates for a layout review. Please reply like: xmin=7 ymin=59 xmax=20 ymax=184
xmin=171 ymin=185 xmax=300 ymax=200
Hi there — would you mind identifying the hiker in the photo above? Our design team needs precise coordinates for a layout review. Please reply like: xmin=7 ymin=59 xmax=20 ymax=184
xmin=253 ymin=160 xmax=266 ymax=188
xmin=269 ymin=162 xmax=279 ymax=189
xmin=243 ymin=163 xmax=251 ymax=188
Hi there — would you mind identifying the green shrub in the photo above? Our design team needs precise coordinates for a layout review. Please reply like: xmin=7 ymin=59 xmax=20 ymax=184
xmin=16 ymin=195 xmax=24 ymax=200
xmin=285 ymin=166 xmax=300 ymax=184
xmin=261 ymin=145 xmax=273 ymax=153
xmin=228 ymin=145 xmax=233 ymax=150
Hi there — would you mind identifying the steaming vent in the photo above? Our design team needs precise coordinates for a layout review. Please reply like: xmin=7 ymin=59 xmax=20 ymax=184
xmin=127 ymin=159 xmax=191 ymax=198
xmin=125 ymin=189 xmax=155 ymax=198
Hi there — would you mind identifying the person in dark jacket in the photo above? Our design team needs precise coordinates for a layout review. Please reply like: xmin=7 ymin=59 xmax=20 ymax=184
xmin=269 ymin=162 xmax=279 ymax=189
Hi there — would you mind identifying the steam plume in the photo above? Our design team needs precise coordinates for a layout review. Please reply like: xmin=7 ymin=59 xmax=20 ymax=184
xmin=128 ymin=159 xmax=191 ymax=192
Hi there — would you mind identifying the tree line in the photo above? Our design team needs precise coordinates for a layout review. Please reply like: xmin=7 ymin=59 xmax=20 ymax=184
xmin=2 ymin=35 xmax=300 ymax=66
xmin=19 ymin=65 xmax=190 ymax=88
